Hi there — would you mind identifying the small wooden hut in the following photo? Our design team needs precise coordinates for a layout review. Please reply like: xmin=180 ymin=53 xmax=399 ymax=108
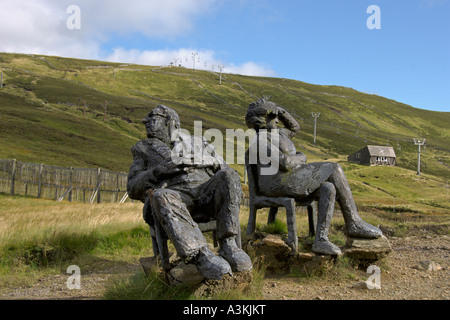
xmin=348 ymin=146 xmax=397 ymax=166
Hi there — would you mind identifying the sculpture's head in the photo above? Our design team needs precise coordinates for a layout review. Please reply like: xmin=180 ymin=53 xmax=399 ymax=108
xmin=245 ymin=97 xmax=279 ymax=130
xmin=142 ymin=105 xmax=181 ymax=143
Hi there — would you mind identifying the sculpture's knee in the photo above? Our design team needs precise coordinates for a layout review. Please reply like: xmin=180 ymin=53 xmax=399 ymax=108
xmin=216 ymin=169 xmax=241 ymax=190
xmin=152 ymin=189 xmax=175 ymax=217
xmin=331 ymin=162 xmax=345 ymax=176
xmin=320 ymin=181 xmax=336 ymax=200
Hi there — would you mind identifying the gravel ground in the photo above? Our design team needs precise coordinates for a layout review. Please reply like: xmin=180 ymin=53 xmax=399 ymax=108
xmin=263 ymin=233 xmax=449 ymax=300
xmin=1 ymin=231 xmax=448 ymax=300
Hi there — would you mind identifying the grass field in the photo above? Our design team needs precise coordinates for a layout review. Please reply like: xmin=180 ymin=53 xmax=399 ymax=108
xmin=1 ymin=161 xmax=448 ymax=300
xmin=1 ymin=52 xmax=449 ymax=178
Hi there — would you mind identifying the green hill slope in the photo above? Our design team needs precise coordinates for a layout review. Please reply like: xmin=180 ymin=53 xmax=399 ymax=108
xmin=0 ymin=52 xmax=449 ymax=182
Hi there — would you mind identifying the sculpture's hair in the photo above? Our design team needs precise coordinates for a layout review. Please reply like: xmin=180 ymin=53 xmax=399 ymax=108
xmin=245 ymin=97 xmax=277 ymax=129
xmin=149 ymin=105 xmax=181 ymax=131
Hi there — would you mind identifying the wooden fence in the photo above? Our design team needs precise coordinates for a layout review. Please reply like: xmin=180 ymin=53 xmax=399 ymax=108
xmin=0 ymin=159 xmax=130 ymax=204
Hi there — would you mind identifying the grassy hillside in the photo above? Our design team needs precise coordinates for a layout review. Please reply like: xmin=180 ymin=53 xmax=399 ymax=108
xmin=0 ymin=52 xmax=449 ymax=181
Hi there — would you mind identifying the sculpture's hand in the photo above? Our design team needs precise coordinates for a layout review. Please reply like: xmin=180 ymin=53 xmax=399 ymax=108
xmin=152 ymin=160 xmax=186 ymax=178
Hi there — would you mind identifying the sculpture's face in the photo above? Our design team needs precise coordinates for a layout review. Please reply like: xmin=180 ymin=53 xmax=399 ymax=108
xmin=142 ymin=114 xmax=168 ymax=140
xmin=265 ymin=114 xmax=279 ymax=130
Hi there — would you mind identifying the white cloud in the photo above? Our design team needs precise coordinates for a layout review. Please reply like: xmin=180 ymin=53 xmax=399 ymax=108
xmin=0 ymin=0 xmax=275 ymax=77
xmin=226 ymin=61 xmax=276 ymax=77
xmin=105 ymin=48 xmax=276 ymax=77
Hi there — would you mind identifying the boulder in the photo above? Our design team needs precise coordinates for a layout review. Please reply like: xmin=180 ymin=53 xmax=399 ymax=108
xmin=343 ymin=235 xmax=392 ymax=260
xmin=246 ymin=234 xmax=292 ymax=271
xmin=412 ymin=260 xmax=442 ymax=272
xmin=140 ymin=255 xmax=253 ymax=297
xmin=246 ymin=234 xmax=335 ymax=274
xmin=167 ymin=262 xmax=205 ymax=286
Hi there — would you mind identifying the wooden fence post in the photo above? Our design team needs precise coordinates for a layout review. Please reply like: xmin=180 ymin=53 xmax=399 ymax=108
xmin=68 ymin=167 xmax=73 ymax=202
xmin=10 ymin=159 xmax=16 ymax=195
xmin=37 ymin=163 xmax=43 ymax=198
xmin=115 ymin=173 xmax=119 ymax=203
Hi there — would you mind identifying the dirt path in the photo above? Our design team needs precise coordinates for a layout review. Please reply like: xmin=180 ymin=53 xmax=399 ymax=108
xmin=263 ymin=234 xmax=449 ymax=300
xmin=2 ymin=232 xmax=448 ymax=300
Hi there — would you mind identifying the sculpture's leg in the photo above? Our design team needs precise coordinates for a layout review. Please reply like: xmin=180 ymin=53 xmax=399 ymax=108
xmin=284 ymin=198 xmax=298 ymax=253
xmin=311 ymin=182 xmax=342 ymax=255
xmin=328 ymin=164 xmax=382 ymax=239
xmin=202 ymin=169 xmax=252 ymax=272
xmin=152 ymin=188 xmax=232 ymax=279
xmin=210 ymin=169 xmax=242 ymax=241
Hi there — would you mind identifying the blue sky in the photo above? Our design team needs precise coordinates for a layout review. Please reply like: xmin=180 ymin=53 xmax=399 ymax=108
xmin=1 ymin=0 xmax=449 ymax=112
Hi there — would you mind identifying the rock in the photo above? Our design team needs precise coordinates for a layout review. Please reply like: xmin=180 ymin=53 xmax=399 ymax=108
xmin=351 ymin=280 xmax=370 ymax=290
xmin=140 ymin=256 xmax=253 ymax=297
xmin=168 ymin=262 xmax=205 ymax=286
xmin=412 ymin=260 xmax=442 ymax=272
xmin=246 ymin=235 xmax=292 ymax=271
xmin=246 ymin=234 xmax=335 ymax=275
xmin=343 ymin=235 xmax=392 ymax=260
xmin=261 ymin=235 xmax=290 ymax=248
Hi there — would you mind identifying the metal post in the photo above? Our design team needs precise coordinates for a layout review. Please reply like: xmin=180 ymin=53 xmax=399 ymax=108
xmin=219 ymin=65 xmax=224 ymax=85
xmin=312 ymin=112 xmax=320 ymax=145
xmin=1 ymin=69 xmax=3 ymax=88
xmin=192 ymin=52 xmax=198 ymax=70
xmin=413 ymin=138 xmax=426 ymax=175
xmin=418 ymin=143 xmax=421 ymax=174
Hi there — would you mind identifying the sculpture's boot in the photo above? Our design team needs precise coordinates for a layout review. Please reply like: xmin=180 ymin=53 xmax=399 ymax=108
xmin=219 ymin=237 xmax=253 ymax=272
xmin=194 ymin=247 xmax=232 ymax=280
xmin=346 ymin=219 xmax=383 ymax=239
xmin=312 ymin=182 xmax=342 ymax=256
xmin=312 ymin=237 xmax=342 ymax=256
xmin=312 ymin=222 xmax=342 ymax=256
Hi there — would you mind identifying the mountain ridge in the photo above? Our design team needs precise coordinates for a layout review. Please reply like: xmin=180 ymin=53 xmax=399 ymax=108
xmin=0 ymin=52 xmax=448 ymax=179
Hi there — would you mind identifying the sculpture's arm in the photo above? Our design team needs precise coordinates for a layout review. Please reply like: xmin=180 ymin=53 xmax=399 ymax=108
xmin=127 ymin=152 xmax=155 ymax=202
xmin=262 ymin=136 xmax=305 ymax=173
xmin=276 ymin=107 xmax=300 ymax=138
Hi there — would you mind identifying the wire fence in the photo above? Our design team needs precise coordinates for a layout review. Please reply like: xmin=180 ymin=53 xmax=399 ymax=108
xmin=0 ymin=159 xmax=131 ymax=204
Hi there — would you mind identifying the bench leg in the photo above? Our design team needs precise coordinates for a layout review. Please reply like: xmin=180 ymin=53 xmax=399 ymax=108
xmin=154 ymin=220 xmax=170 ymax=271
xmin=267 ymin=207 xmax=278 ymax=224
xmin=308 ymin=205 xmax=317 ymax=237
xmin=246 ymin=205 xmax=257 ymax=236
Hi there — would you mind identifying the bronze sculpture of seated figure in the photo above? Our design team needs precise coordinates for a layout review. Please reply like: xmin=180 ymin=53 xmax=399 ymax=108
xmin=245 ymin=97 xmax=382 ymax=255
